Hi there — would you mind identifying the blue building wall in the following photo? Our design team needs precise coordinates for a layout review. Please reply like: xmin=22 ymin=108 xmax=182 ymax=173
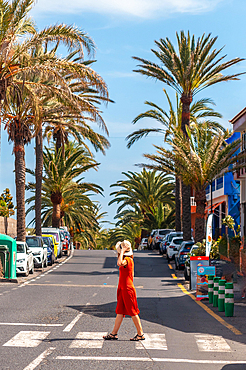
xmin=206 ymin=132 xmax=240 ymax=237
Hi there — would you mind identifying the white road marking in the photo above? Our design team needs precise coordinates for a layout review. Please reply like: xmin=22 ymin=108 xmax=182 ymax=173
xmin=0 ymin=323 xmax=62 ymax=327
xmin=195 ymin=334 xmax=231 ymax=352
xmin=136 ymin=333 xmax=167 ymax=350
xmin=55 ymin=356 xmax=246 ymax=364
xmin=63 ymin=313 xmax=84 ymax=332
xmin=3 ymin=331 xmax=50 ymax=347
xmin=57 ymin=356 xmax=152 ymax=362
xmin=70 ymin=332 xmax=107 ymax=349
xmin=23 ymin=347 xmax=55 ymax=370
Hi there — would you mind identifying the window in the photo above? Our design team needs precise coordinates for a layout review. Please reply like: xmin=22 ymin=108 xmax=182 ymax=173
xmin=242 ymin=131 xmax=246 ymax=151
xmin=216 ymin=176 xmax=224 ymax=190
xmin=212 ymin=180 xmax=215 ymax=192
xmin=205 ymin=185 xmax=210 ymax=194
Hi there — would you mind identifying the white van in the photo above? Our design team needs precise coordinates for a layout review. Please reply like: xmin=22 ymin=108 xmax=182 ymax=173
xmin=41 ymin=227 xmax=62 ymax=258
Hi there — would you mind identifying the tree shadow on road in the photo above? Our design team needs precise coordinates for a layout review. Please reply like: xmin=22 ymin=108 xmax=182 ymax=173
xmin=67 ymin=294 xmax=246 ymax=347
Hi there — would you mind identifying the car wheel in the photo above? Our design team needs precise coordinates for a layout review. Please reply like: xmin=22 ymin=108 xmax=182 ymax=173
xmin=175 ymin=260 xmax=178 ymax=269
xmin=64 ymin=250 xmax=68 ymax=255
xmin=184 ymin=267 xmax=189 ymax=281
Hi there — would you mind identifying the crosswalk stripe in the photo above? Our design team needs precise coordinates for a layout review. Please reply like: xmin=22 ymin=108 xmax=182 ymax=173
xmin=195 ymin=334 xmax=231 ymax=352
xmin=69 ymin=332 xmax=107 ymax=349
xmin=136 ymin=333 xmax=167 ymax=350
xmin=23 ymin=347 xmax=55 ymax=370
xmin=3 ymin=331 xmax=50 ymax=347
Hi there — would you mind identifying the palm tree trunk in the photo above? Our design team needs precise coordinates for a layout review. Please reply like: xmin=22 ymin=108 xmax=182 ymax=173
xmin=35 ymin=129 xmax=43 ymax=236
xmin=194 ymin=189 xmax=206 ymax=243
xmin=52 ymin=202 xmax=61 ymax=228
xmin=175 ymin=177 xmax=181 ymax=231
xmin=15 ymin=138 xmax=26 ymax=242
xmin=4 ymin=216 xmax=8 ymax=234
xmin=54 ymin=129 xmax=62 ymax=153
xmin=181 ymin=95 xmax=192 ymax=241
xmin=182 ymin=182 xmax=191 ymax=240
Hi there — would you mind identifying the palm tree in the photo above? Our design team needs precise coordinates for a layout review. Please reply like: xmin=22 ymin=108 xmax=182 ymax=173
xmin=127 ymin=89 xmax=224 ymax=231
xmin=143 ymin=123 xmax=244 ymax=242
xmin=109 ymin=169 xmax=174 ymax=238
xmin=133 ymin=31 xmax=244 ymax=240
xmin=27 ymin=143 xmax=102 ymax=228
xmin=0 ymin=0 xmax=103 ymax=240
xmin=33 ymin=46 xmax=110 ymax=236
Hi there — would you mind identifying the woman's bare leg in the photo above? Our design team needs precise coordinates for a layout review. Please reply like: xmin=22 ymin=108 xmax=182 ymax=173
xmin=131 ymin=315 xmax=143 ymax=336
xmin=111 ymin=314 xmax=124 ymax=334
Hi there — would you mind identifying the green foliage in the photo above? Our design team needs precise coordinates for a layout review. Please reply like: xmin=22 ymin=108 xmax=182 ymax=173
xmin=0 ymin=188 xmax=14 ymax=217
xmin=222 ymin=215 xmax=239 ymax=237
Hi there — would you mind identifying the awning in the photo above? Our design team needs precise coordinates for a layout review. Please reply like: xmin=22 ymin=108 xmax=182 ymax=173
xmin=205 ymin=201 xmax=224 ymax=213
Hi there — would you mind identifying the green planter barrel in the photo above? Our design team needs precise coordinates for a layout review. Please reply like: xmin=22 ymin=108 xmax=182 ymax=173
xmin=213 ymin=277 xmax=220 ymax=307
xmin=208 ymin=274 xmax=214 ymax=304
xmin=0 ymin=235 xmax=16 ymax=279
xmin=218 ymin=279 xmax=226 ymax=312
xmin=225 ymin=283 xmax=234 ymax=317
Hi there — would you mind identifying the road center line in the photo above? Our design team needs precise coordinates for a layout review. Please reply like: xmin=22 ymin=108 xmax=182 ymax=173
xmin=23 ymin=347 xmax=55 ymax=370
xmin=63 ymin=312 xmax=84 ymax=332
xmin=177 ymin=283 xmax=242 ymax=335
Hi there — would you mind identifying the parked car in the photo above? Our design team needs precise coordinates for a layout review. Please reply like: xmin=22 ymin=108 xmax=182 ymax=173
xmin=42 ymin=234 xmax=58 ymax=258
xmin=159 ymin=233 xmax=172 ymax=255
xmin=42 ymin=236 xmax=55 ymax=265
xmin=26 ymin=236 xmax=48 ymax=269
xmin=175 ymin=241 xmax=194 ymax=270
xmin=139 ymin=238 xmax=148 ymax=250
xmin=184 ymin=244 xmax=199 ymax=280
xmin=147 ymin=229 xmax=157 ymax=249
xmin=16 ymin=241 xmax=34 ymax=276
xmin=59 ymin=229 xmax=69 ymax=255
xmin=152 ymin=229 xmax=175 ymax=250
xmin=41 ymin=227 xmax=62 ymax=257
xmin=166 ymin=237 xmax=183 ymax=262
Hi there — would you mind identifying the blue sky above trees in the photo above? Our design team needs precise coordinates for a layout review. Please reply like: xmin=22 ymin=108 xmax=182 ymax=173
xmin=1 ymin=0 xmax=246 ymax=225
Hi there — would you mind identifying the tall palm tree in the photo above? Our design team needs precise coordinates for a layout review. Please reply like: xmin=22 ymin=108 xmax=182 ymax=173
xmin=27 ymin=143 xmax=102 ymax=228
xmin=127 ymin=89 xmax=224 ymax=231
xmin=143 ymin=123 xmax=244 ymax=242
xmin=0 ymin=0 xmax=103 ymax=240
xmin=133 ymin=31 xmax=244 ymax=240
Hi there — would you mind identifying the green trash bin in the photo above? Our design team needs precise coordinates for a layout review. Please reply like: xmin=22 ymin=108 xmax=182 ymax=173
xmin=0 ymin=235 xmax=16 ymax=279
xmin=0 ymin=245 xmax=9 ymax=277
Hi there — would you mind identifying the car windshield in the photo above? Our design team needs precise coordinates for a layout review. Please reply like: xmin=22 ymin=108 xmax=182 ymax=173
xmin=47 ymin=232 xmax=59 ymax=242
xmin=42 ymin=237 xmax=50 ymax=246
xmin=26 ymin=238 xmax=40 ymax=247
xmin=173 ymin=238 xmax=183 ymax=245
xmin=17 ymin=244 xmax=25 ymax=253
xmin=159 ymin=230 xmax=170 ymax=235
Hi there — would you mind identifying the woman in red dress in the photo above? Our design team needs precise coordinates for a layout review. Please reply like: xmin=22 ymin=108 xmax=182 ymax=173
xmin=103 ymin=240 xmax=145 ymax=341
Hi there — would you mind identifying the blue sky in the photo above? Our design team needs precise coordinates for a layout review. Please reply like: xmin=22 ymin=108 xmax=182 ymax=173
xmin=1 ymin=0 xmax=246 ymax=226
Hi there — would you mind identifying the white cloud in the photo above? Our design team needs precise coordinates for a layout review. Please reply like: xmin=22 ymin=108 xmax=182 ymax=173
xmin=33 ymin=0 xmax=223 ymax=18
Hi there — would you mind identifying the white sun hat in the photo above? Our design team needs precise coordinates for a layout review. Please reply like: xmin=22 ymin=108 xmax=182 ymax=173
xmin=116 ymin=240 xmax=133 ymax=256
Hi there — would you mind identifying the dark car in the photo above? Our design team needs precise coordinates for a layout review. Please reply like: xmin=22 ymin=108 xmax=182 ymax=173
xmin=175 ymin=241 xmax=194 ymax=270
xmin=42 ymin=236 xmax=55 ymax=265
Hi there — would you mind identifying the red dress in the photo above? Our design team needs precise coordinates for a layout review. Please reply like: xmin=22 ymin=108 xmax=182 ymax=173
xmin=115 ymin=256 xmax=140 ymax=316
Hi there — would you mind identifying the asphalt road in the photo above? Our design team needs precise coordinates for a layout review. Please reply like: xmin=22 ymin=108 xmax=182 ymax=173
xmin=0 ymin=249 xmax=246 ymax=370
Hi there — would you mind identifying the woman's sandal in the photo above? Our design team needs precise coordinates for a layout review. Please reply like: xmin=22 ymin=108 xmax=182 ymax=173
xmin=130 ymin=334 xmax=145 ymax=341
xmin=103 ymin=333 xmax=118 ymax=340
